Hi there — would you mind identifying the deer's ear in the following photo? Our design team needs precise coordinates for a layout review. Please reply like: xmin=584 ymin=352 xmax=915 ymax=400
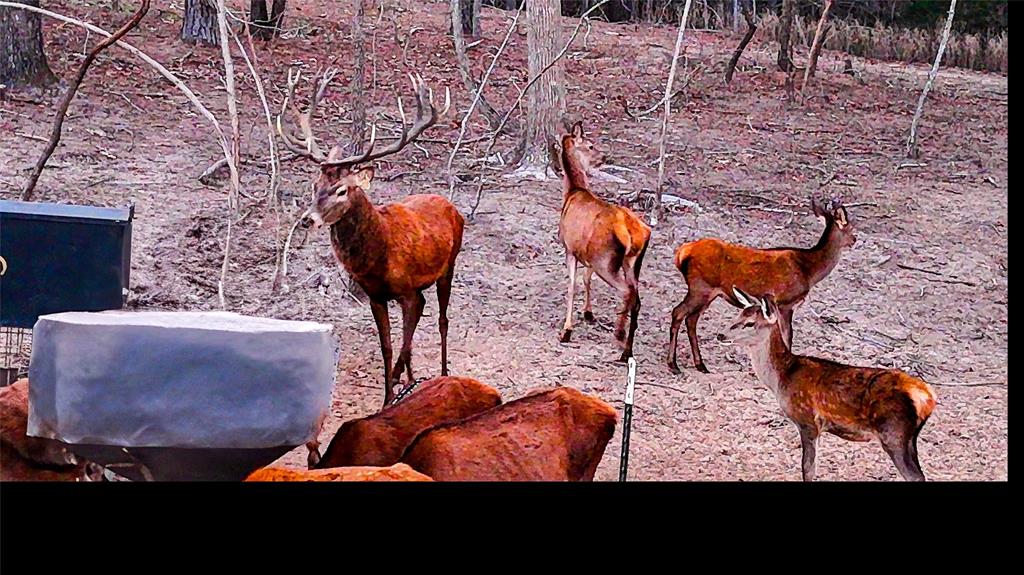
xmin=572 ymin=121 xmax=584 ymax=138
xmin=353 ymin=166 xmax=375 ymax=190
xmin=811 ymin=197 xmax=826 ymax=218
xmin=835 ymin=206 xmax=849 ymax=227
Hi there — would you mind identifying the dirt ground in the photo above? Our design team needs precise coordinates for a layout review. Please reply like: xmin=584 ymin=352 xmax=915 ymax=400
xmin=0 ymin=0 xmax=1007 ymax=481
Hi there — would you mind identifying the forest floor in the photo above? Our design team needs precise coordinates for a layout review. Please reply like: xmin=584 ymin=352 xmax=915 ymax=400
xmin=0 ymin=0 xmax=1007 ymax=481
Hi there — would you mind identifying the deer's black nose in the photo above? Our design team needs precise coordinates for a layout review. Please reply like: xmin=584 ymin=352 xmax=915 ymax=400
xmin=716 ymin=333 xmax=727 ymax=342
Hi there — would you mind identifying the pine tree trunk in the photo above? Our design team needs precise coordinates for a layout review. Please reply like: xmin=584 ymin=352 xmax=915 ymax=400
xmin=0 ymin=0 xmax=57 ymax=91
xmin=776 ymin=0 xmax=794 ymax=72
xmin=182 ymin=0 xmax=219 ymax=46
xmin=521 ymin=0 xmax=566 ymax=171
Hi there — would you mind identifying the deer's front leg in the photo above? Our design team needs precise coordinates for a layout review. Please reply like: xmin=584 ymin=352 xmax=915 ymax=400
xmin=370 ymin=300 xmax=394 ymax=409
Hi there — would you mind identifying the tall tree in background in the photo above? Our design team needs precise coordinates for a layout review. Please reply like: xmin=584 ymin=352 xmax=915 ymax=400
xmin=520 ymin=0 xmax=566 ymax=174
xmin=249 ymin=0 xmax=286 ymax=40
xmin=0 ymin=0 xmax=57 ymax=91
xmin=182 ymin=0 xmax=218 ymax=45
xmin=460 ymin=0 xmax=483 ymax=38
xmin=776 ymin=0 xmax=794 ymax=72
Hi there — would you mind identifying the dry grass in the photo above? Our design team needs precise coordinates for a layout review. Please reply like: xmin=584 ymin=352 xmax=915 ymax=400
xmin=757 ymin=13 xmax=1007 ymax=74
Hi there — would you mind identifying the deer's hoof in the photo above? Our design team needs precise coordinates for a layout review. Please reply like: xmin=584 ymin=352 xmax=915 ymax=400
xmin=668 ymin=361 xmax=681 ymax=375
xmin=695 ymin=363 xmax=710 ymax=374
xmin=559 ymin=329 xmax=572 ymax=343
xmin=583 ymin=311 xmax=596 ymax=324
xmin=617 ymin=350 xmax=633 ymax=363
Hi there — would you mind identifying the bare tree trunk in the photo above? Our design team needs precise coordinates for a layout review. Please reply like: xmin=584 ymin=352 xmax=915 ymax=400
xmin=801 ymin=0 xmax=831 ymax=89
xmin=455 ymin=0 xmax=483 ymax=38
xmin=653 ymin=0 xmax=694 ymax=223
xmin=249 ymin=0 xmax=286 ymax=40
xmin=776 ymin=0 xmax=794 ymax=72
xmin=451 ymin=0 xmax=503 ymax=130
xmin=724 ymin=0 xmax=755 ymax=84
xmin=182 ymin=0 xmax=218 ymax=46
xmin=0 ymin=0 xmax=57 ymax=91
xmin=906 ymin=0 xmax=956 ymax=159
xmin=520 ymin=0 xmax=566 ymax=173
xmin=22 ymin=1 xmax=150 ymax=201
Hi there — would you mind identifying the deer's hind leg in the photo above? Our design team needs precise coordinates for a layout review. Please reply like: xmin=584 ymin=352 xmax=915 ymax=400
xmin=560 ymin=253 xmax=579 ymax=343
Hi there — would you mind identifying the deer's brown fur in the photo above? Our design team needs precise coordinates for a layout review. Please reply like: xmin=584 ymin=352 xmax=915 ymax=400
xmin=668 ymin=197 xmax=856 ymax=373
xmin=719 ymin=289 xmax=936 ymax=481
xmin=557 ymin=122 xmax=651 ymax=361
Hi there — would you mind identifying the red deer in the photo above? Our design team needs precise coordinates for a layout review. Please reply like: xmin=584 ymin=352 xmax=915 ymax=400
xmin=310 ymin=375 xmax=501 ymax=469
xmin=1 ymin=379 xmax=88 ymax=481
xmin=668 ymin=196 xmax=856 ymax=374
xmin=245 ymin=463 xmax=433 ymax=482
xmin=557 ymin=122 xmax=651 ymax=361
xmin=718 ymin=288 xmax=937 ymax=481
xmin=279 ymin=71 xmax=461 ymax=408
xmin=399 ymin=386 xmax=617 ymax=481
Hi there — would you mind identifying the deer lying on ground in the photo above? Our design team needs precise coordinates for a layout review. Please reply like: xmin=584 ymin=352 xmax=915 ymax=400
xmin=718 ymin=288 xmax=936 ymax=481
xmin=399 ymin=386 xmax=617 ymax=481
xmin=280 ymin=71 xmax=460 ymax=408
xmin=557 ymin=121 xmax=651 ymax=361
xmin=1 ymin=379 xmax=95 ymax=482
xmin=309 ymin=376 xmax=501 ymax=469
xmin=668 ymin=196 xmax=856 ymax=374
xmin=246 ymin=463 xmax=433 ymax=482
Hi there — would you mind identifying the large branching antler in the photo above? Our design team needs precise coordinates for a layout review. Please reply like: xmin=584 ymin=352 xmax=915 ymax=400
xmin=276 ymin=67 xmax=339 ymax=162
xmin=322 ymin=73 xmax=451 ymax=168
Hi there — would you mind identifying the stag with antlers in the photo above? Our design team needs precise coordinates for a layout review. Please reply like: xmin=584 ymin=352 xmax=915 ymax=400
xmin=278 ymin=69 xmax=459 ymax=409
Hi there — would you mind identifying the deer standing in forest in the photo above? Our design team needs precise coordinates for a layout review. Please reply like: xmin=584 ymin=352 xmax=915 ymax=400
xmin=718 ymin=288 xmax=937 ymax=481
xmin=279 ymin=70 xmax=459 ymax=409
xmin=557 ymin=122 xmax=651 ymax=361
xmin=668 ymin=197 xmax=856 ymax=374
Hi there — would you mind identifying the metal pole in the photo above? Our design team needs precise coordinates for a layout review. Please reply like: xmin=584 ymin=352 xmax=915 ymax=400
xmin=618 ymin=357 xmax=637 ymax=482
xmin=391 ymin=378 xmax=422 ymax=405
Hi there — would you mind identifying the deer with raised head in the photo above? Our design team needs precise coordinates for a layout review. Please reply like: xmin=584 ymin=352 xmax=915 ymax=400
xmin=719 ymin=288 xmax=937 ymax=481
xmin=279 ymin=70 xmax=460 ymax=409
xmin=668 ymin=196 xmax=856 ymax=374
xmin=557 ymin=121 xmax=651 ymax=361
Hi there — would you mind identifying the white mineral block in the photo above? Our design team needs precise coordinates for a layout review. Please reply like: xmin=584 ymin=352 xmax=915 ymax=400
xmin=27 ymin=311 xmax=338 ymax=449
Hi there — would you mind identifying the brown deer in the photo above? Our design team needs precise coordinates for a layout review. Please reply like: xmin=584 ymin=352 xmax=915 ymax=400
xmin=557 ymin=121 xmax=651 ymax=361
xmin=279 ymin=71 xmax=461 ymax=408
xmin=399 ymin=386 xmax=617 ymax=481
xmin=668 ymin=196 xmax=856 ymax=374
xmin=311 ymin=376 xmax=501 ymax=469
xmin=718 ymin=288 xmax=937 ymax=481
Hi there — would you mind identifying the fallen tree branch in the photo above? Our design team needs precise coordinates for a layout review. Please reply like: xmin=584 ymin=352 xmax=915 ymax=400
xmin=20 ymin=0 xmax=150 ymax=200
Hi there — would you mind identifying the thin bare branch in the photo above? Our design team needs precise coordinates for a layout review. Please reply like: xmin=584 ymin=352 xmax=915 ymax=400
xmin=20 ymin=0 xmax=150 ymax=200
